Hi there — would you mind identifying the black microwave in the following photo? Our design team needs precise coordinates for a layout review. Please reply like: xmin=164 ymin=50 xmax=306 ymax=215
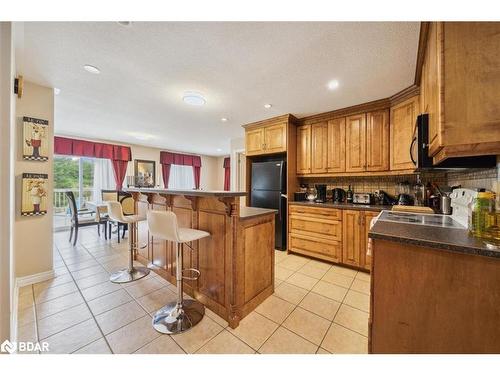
xmin=410 ymin=114 xmax=497 ymax=169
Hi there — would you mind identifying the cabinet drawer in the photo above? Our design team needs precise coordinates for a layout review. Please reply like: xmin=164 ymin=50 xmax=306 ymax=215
xmin=289 ymin=216 xmax=341 ymax=241
xmin=289 ymin=233 xmax=341 ymax=263
xmin=289 ymin=205 xmax=342 ymax=220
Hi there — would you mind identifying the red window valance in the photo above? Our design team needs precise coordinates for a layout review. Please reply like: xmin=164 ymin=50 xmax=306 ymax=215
xmin=54 ymin=136 xmax=132 ymax=161
xmin=160 ymin=151 xmax=202 ymax=167
xmin=223 ymin=157 xmax=230 ymax=168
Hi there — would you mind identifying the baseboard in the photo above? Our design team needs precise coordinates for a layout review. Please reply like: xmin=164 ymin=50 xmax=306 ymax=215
xmin=11 ymin=269 xmax=55 ymax=344
xmin=16 ymin=270 xmax=55 ymax=288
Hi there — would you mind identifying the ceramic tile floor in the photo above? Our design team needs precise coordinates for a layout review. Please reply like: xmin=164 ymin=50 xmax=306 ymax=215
xmin=16 ymin=227 xmax=370 ymax=354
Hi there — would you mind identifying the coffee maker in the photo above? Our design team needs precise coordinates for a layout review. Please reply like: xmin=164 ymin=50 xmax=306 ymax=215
xmin=315 ymin=184 xmax=327 ymax=203
xmin=332 ymin=188 xmax=346 ymax=203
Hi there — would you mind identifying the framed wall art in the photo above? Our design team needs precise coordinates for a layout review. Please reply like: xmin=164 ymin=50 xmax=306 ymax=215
xmin=21 ymin=173 xmax=48 ymax=216
xmin=23 ymin=116 xmax=49 ymax=161
xmin=134 ymin=159 xmax=156 ymax=187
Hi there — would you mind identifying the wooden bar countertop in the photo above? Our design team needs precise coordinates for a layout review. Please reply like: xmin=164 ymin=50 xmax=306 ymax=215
xmin=126 ymin=188 xmax=276 ymax=328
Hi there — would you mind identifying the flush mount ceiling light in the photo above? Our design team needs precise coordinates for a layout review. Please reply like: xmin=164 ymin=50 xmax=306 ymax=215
xmin=182 ymin=91 xmax=206 ymax=106
xmin=327 ymin=79 xmax=340 ymax=90
xmin=216 ymin=148 xmax=223 ymax=152
xmin=264 ymin=104 xmax=272 ymax=109
xmin=221 ymin=117 xmax=228 ymax=122
xmin=128 ymin=132 xmax=154 ymax=141
xmin=117 ymin=21 xmax=132 ymax=27
xmin=83 ymin=65 xmax=100 ymax=74
xmin=54 ymin=88 xmax=61 ymax=95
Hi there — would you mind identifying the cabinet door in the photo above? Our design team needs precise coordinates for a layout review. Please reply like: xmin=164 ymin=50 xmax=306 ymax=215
xmin=311 ymin=122 xmax=328 ymax=174
xmin=342 ymin=210 xmax=362 ymax=267
xmin=264 ymin=123 xmax=287 ymax=153
xmin=425 ymin=22 xmax=444 ymax=157
xmin=366 ymin=110 xmax=390 ymax=171
xmin=246 ymin=128 xmax=265 ymax=156
xmin=390 ymin=96 xmax=419 ymax=171
xmin=296 ymin=125 xmax=311 ymax=174
xmin=345 ymin=114 xmax=366 ymax=172
xmin=327 ymin=117 xmax=346 ymax=173
xmin=362 ymin=211 xmax=379 ymax=271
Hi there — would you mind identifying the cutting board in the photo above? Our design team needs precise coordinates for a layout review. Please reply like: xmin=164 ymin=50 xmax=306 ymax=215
xmin=392 ymin=205 xmax=435 ymax=214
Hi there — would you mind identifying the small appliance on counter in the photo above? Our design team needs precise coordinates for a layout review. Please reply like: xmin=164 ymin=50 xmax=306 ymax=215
xmin=306 ymin=186 xmax=317 ymax=202
xmin=332 ymin=188 xmax=346 ymax=203
xmin=294 ymin=192 xmax=307 ymax=202
xmin=396 ymin=181 xmax=414 ymax=206
xmin=353 ymin=193 xmax=373 ymax=205
xmin=373 ymin=190 xmax=397 ymax=206
xmin=315 ymin=184 xmax=327 ymax=203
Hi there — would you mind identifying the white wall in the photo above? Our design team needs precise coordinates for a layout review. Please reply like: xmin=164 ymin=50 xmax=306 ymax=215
xmin=0 ymin=21 xmax=15 ymax=343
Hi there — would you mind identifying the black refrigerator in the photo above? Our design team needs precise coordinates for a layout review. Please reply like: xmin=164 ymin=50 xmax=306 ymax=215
xmin=250 ymin=160 xmax=287 ymax=250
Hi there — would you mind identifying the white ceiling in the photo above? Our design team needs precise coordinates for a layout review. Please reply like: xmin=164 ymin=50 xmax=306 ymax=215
xmin=20 ymin=22 xmax=420 ymax=156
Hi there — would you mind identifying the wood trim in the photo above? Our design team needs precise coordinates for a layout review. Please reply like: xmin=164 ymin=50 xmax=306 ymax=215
xmin=242 ymin=114 xmax=298 ymax=130
xmin=414 ymin=22 xmax=431 ymax=85
xmin=389 ymin=85 xmax=420 ymax=107
xmin=299 ymin=98 xmax=391 ymax=125
xmin=297 ymin=168 xmax=417 ymax=179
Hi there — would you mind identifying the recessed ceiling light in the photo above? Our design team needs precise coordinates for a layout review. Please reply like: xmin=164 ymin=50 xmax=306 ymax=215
xmin=264 ymin=104 xmax=272 ymax=109
xmin=128 ymin=132 xmax=154 ymax=141
xmin=54 ymin=88 xmax=61 ymax=95
xmin=183 ymin=91 xmax=206 ymax=106
xmin=117 ymin=21 xmax=132 ymax=27
xmin=327 ymin=80 xmax=340 ymax=90
xmin=83 ymin=65 xmax=100 ymax=74
xmin=221 ymin=117 xmax=228 ymax=122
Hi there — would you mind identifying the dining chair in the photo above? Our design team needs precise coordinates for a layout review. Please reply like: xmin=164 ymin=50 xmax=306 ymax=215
xmin=66 ymin=191 xmax=106 ymax=246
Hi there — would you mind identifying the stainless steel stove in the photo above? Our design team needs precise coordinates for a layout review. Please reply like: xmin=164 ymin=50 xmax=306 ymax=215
xmin=377 ymin=211 xmax=465 ymax=229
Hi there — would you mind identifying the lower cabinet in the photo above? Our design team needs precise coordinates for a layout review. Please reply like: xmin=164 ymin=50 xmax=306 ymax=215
xmin=288 ymin=204 xmax=379 ymax=271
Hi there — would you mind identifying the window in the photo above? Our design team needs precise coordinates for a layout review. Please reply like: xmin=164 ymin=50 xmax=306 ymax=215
xmin=168 ymin=165 xmax=194 ymax=189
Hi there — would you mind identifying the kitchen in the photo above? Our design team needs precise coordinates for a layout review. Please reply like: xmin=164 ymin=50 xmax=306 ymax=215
xmin=1 ymin=15 xmax=500 ymax=369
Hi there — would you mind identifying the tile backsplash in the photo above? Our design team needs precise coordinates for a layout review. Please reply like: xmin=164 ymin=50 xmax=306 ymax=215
xmin=300 ymin=162 xmax=500 ymax=198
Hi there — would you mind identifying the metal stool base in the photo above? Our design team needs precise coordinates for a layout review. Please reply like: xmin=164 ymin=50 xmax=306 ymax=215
xmin=109 ymin=266 xmax=150 ymax=283
xmin=152 ymin=299 xmax=205 ymax=334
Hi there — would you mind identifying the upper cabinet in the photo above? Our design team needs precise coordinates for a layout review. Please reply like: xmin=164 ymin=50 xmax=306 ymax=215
xmin=327 ymin=118 xmax=346 ymax=173
xmin=419 ymin=22 xmax=500 ymax=163
xmin=297 ymin=125 xmax=311 ymax=174
xmin=244 ymin=116 xmax=292 ymax=156
xmin=366 ymin=110 xmax=390 ymax=172
xmin=390 ymin=96 xmax=419 ymax=170
xmin=311 ymin=122 xmax=328 ymax=174
xmin=345 ymin=114 xmax=367 ymax=172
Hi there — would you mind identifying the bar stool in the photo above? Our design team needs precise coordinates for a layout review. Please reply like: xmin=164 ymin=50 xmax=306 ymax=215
xmin=147 ymin=210 xmax=210 ymax=334
xmin=106 ymin=201 xmax=150 ymax=283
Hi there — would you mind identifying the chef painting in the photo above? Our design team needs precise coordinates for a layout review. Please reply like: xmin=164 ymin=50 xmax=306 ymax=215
xmin=23 ymin=117 xmax=49 ymax=161
xmin=21 ymin=173 xmax=48 ymax=216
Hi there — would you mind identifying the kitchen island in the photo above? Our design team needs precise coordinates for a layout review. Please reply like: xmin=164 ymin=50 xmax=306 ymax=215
xmin=126 ymin=188 xmax=276 ymax=328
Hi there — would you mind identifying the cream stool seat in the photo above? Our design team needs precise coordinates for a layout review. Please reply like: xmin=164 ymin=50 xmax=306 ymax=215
xmin=147 ymin=210 xmax=210 ymax=334
xmin=106 ymin=201 xmax=150 ymax=283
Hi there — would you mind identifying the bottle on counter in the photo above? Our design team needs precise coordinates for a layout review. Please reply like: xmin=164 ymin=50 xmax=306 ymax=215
xmin=468 ymin=191 xmax=496 ymax=239
xmin=346 ymin=185 xmax=353 ymax=203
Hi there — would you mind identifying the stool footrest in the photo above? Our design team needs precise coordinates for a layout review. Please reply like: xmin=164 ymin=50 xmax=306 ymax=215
xmin=181 ymin=268 xmax=200 ymax=281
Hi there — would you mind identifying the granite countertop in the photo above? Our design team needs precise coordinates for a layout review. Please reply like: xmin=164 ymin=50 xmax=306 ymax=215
xmin=125 ymin=187 xmax=246 ymax=197
xmin=369 ymin=216 xmax=500 ymax=259
xmin=289 ymin=201 xmax=392 ymax=212
xmin=239 ymin=207 xmax=278 ymax=219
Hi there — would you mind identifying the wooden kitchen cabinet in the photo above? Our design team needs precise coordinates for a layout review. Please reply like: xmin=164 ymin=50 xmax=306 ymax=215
xmin=288 ymin=205 xmax=342 ymax=263
xmin=420 ymin=22 xmax=443 ymax=157
xmin=418 ymin=22 xmax=500 ymax=163
xmin=327 ymin=117 xmax=346 ymax=173
xmin=311 ymin=122 xmax=328 ymax=174
xmin=244 ymin=119 xmax=287 ymax=156
xmin=296 ymin=125 xmax=312 ymax=174
xmin=342 ymin=210 xmax=362 ymax=267
xmin=390 ymin=96 xmax=419 ymax=171
xmin=245 ymin=127 xmax=265 ymax=155
xmin=264 ymin=123 xmax=287 ymax=154
xmin=345 ymin=114 xmax=367 ymax=172
xmin=366 ymin=110 xmax=389 ymax=172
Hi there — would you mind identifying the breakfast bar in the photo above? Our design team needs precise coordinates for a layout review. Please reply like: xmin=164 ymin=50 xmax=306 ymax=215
xmin=125 ymin=188 xmax=276 ymax=328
